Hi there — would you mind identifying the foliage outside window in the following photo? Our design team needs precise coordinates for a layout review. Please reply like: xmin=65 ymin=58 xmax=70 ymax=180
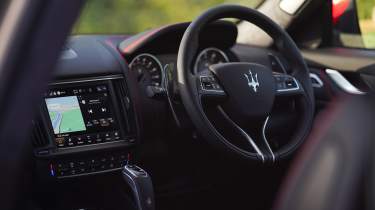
xmin=334 ymin=0 xmax=375 ymax=49
xmin=357 ymin=0 xmax=375 ymax=48
xmin=73 ymin=0 xmax=262 ymax=35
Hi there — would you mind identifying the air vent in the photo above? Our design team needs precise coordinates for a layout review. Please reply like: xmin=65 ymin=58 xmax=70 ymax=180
xmin=31 ymin=120 xmax=49 ymax=148
xmin=115 ymin=80 xmax=131 ymax=111
xmin=113 ymin=79 xmax=133 ymax=133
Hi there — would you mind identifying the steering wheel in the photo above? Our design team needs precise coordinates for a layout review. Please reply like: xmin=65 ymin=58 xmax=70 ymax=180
xmin=177 ymin=5 xmax=314 ymax=163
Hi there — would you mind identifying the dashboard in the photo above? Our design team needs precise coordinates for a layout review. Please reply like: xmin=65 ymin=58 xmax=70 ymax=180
xmin=31 ymin=22 xmax=239 ymax=180
xmin=31 ymin=21 xmax=330 ymax=181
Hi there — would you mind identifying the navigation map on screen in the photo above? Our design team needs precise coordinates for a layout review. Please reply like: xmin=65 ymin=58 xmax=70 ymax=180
xmin=45 ymin=96 xmax=86 ymax=134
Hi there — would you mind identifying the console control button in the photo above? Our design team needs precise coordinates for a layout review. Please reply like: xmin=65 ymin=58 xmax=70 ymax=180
xmin=113 ymin=131 xmax=120 ymax=140
xmin=76 ymin=136 xmax=85 ymax=145
xmin=95 ymin=133 xmax=103 ymax=143
xmin=104 ymin=133 xmax=112 ymax=141
xmin=86 ymin=135 xmax=93 ymax=144
xmin=67 ymin=137 xmax=75 ymax=147
xmin=56 ymin=138 xmax=65 ymax=147
xmin=52 ymin=152 xmax=129 ymax=178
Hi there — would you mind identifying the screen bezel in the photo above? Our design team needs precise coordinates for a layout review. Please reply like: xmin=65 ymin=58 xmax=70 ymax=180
xmin=40 ymin=79 xmax=128 ymax=149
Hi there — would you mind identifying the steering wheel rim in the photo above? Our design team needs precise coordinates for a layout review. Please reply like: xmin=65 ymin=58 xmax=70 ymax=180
xmin=177 ymin=5 xmax=314 ymax=163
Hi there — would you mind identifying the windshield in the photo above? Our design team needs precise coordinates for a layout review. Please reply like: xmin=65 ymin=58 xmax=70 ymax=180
xmin=73 ymin=0 xmax=263 ymax=34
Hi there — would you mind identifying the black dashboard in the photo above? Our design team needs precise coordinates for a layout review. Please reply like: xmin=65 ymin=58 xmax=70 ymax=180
xmin=31 ymin=21 xmax=332 ymax=182
xmin=31 ymin=22 xmax=243 ymax=181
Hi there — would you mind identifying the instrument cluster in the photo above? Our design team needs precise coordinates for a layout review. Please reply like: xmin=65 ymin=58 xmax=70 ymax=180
xmin=129 ymin=48 xmax=230 ymax=96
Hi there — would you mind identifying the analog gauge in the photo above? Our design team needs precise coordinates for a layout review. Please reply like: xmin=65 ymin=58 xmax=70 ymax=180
xmin=129 ymin=53 xmax=163 ymax=87
xmin=194 ymin=47 xmax=230 ymax=73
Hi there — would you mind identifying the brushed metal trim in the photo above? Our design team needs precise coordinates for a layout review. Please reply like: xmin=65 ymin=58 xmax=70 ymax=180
xmin=326 ymin=69 xmax=365 ymax=95
xmin=49 ymin=75 xmax=124 ymax=85
xmin=262 ymin=116 xmax=275 ymax=162
xmin=217 ymin=106 xmax=265 ymax=162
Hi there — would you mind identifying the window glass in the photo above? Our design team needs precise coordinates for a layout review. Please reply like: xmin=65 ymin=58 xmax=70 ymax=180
xmin=0 ymin=0 xmax=10 ymax=24
xmin=332 ymin=0 xmax=375 ymax=48
xmin=357 ymin=0 xmax=375 ymax=48
xmin=73 ymin=0 xmax=263 ymax=34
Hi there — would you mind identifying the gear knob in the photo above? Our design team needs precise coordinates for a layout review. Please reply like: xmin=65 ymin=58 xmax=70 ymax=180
xmin=122 ymin=164 xmax=155 ymax=210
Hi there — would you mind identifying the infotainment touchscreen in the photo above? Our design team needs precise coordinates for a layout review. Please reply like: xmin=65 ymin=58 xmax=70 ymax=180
xmin=44 ymin=82 xmax=124 ymax=148
xmin=45 ymin=96 xmax=86 ymax=134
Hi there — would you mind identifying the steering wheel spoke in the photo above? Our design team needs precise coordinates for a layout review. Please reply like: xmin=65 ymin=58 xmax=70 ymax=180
xmin=274 ymin=73 xmax=304 ymax=97
xmin=217 ymin=107 xmax=275 ymax=163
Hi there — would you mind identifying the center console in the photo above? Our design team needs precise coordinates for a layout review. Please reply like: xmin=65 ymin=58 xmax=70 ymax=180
xmin=33 ymin=75 xmax=138 ymax=178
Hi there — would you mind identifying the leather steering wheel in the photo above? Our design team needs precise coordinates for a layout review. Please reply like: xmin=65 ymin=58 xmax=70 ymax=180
xmin=177 ymin=5 xmax=314 ymax=163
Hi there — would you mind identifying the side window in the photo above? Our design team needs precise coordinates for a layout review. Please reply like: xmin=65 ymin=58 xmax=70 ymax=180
xmin=0 ymin=0 xmax=10 ymax=23
xmin=332 ymin=0 xmax=375 ymax=49
xmin=357 ymin=0 xmax=375 ymax=48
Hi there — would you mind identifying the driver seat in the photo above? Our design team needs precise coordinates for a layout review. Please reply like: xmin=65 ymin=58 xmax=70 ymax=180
xmin=273 ymin=94 xmax=375 ymax=210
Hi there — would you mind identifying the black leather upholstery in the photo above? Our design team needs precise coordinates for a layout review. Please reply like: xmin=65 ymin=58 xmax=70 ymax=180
xmin=274 ymin=94 xmax=375 ymax=210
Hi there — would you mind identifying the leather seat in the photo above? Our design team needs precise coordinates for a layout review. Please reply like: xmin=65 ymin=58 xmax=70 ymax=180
xmin=274 ymin=94 xmax=375 ymax=210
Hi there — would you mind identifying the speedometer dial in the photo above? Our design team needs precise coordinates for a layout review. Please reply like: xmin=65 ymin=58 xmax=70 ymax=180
xmin=194 ymin=47 xmax=229 ymax=73
xmin=129 ymin=53 xmax=163 ymax=87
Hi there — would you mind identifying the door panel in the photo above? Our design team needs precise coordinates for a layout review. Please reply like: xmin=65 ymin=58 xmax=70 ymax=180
xmin=302 ymin=47 xmax=375 ymax=93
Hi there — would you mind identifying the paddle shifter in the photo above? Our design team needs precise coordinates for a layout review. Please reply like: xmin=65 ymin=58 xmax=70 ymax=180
xmin=122 ymin=156 xmax=155 ymax=210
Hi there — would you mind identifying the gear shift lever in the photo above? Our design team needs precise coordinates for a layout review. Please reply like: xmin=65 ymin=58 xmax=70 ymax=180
xmin=122 ymin=155 xmax=155 ymax=210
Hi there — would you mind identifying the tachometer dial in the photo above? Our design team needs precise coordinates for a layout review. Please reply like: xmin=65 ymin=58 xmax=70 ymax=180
xmin=129 ymin=54 xmax=163 ymax=87
xmin=194 ymin=47 xmax=229 ymax=73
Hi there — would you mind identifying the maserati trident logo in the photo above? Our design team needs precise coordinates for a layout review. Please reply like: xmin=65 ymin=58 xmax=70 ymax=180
xmin=244 ymin=70 xmax=259 ymax=92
